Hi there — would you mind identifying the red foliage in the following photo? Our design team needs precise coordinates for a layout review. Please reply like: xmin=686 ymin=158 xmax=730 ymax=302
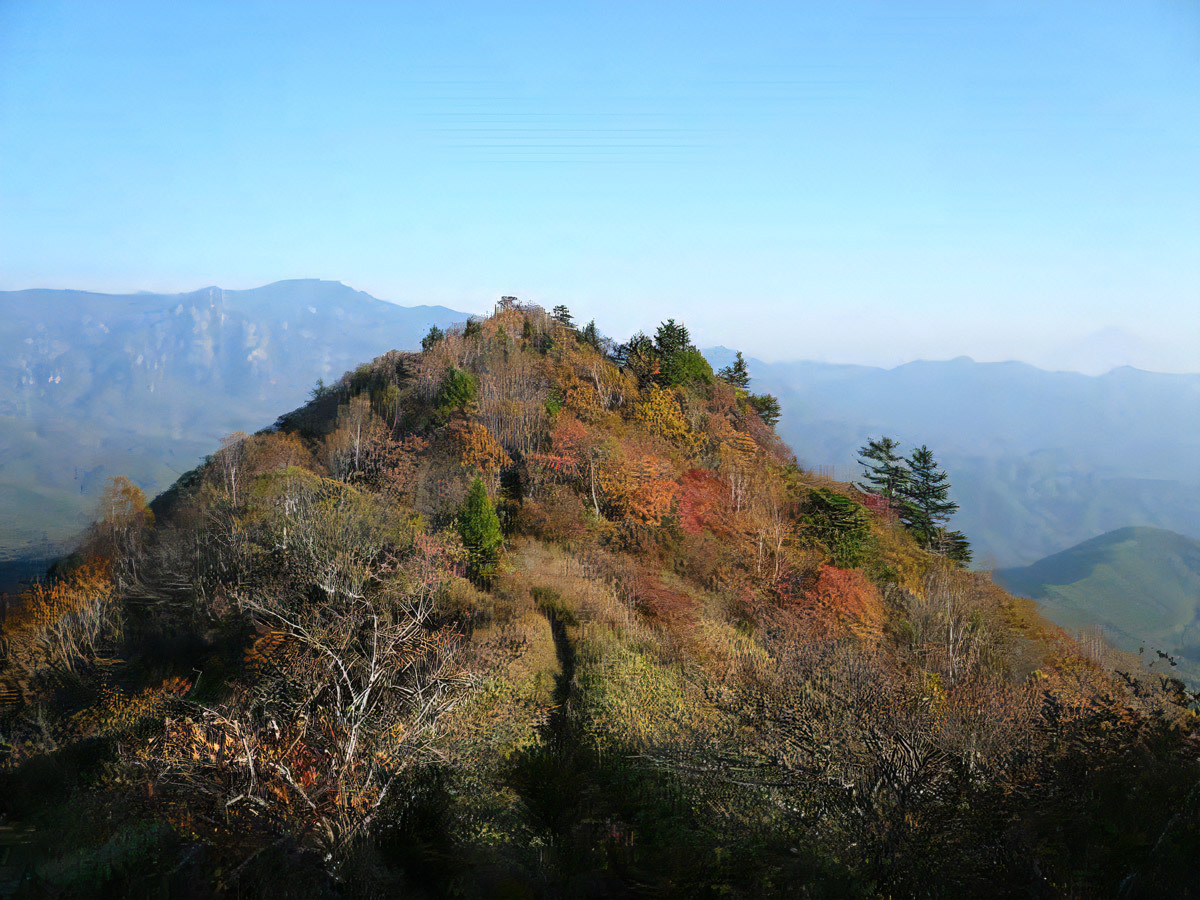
xmin=526 ymin=451 xmax=580 ymax=478
xmin=631 ymin=570 xmax=697 ymax=623
xmin=526 ymin=416 xmax=595 ymax=484
xmin=677 ymin=469 xmax=729 ymax=535
xmin=551 ymin=415 xmax=590 ymax=458
xmin=860 ymin=492 xmax=896 ymax=520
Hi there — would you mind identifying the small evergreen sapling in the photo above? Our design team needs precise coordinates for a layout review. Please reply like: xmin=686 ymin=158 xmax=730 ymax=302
xmin=457 ymin=476 xmax=503 ymax=579
xmin=437 ymin=367 xmax=478 ymax=416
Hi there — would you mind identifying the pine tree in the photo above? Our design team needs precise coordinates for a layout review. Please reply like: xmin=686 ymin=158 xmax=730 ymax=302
xmin=653 ymin=318 xmax=691 ymax=358
xmin=457 ymin=476 xmax=502 ymax=579
xmin=552 ymin=305 xmax=574 ymax=328
xmin=855 ymin=436 xmax=908 ymax=500
xmin=421 ymin=325 xmax=445 ymax=351
xmin=618 ymin=331 xmax=659 ymax=388
xmin=579 ymin=319 xmax=603 ymax=352
xmin=437 ymin=367 xmax=477 ymax=414
xmin=718 ymin=351 xmax=751 ymax=390
xmin=938 ymin=529 xmax=973 ymax=565
xmin=899 ymin=445 xmax=959 ymax=548
xmin=748 ymin=392 xmax=781 ymax=428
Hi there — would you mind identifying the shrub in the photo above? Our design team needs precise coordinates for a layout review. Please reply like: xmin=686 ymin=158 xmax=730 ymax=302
xmin=437 ymin=367 xmax=478 ymax=414
xmin=802 ymin=488 xmax=872 ymax=568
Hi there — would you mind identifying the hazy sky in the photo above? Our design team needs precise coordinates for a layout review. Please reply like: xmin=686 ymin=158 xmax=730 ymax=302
xmin=2 ymin=1 xmax=1197 ymax=372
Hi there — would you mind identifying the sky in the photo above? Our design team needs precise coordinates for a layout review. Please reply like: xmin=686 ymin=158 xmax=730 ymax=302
xmin=1 ymin=1 xmax=1197 ymax=373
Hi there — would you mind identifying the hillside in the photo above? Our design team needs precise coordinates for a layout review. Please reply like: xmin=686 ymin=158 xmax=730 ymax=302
xmin=0 ymin=280 xmax=468 ymax=562
xmin=1 ymin=302 xmax=1197 ymax=897
xmin=703 ymin=350 xmax=1200 ymax=567
xmin=996 ymin=527 xmax=1200 ymax=685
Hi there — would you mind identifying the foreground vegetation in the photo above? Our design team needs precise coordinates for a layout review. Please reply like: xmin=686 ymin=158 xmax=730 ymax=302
xmin=1 ymin=300 xmax=1197 ymax=897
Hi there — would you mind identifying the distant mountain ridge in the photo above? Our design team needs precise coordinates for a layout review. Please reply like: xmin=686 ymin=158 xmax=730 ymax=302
xmin=0 ymin=279 xmax=471 ymax=561
xmin=2 ymin=288 xmax=1195 ymax=573
xmin=994 ymin=527 xmax=1200 ymax=685
xmin=704 ymin=348 xmax=1200 ymax=566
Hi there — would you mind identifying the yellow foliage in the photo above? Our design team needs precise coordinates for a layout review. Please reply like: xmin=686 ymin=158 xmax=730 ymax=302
xmin=636 ymin=386 xmax=696 ymax=450
xmin=73 ymin=677 xmax=189 ymax=737
xmin=451 ymin=421 xmax=512 ymax=475
xmin=877 ymin=523 xmax=934 ymax=596
xmin=2 ymin=558 xmax=118 ymax=686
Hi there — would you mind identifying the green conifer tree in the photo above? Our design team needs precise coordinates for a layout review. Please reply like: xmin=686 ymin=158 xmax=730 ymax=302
xmin=580 ymin=319 xmax=603 ymax=352
xmin=421 ymin=325 xmax=445 ymax=351
xmin=748 ymin=392 xmax=782 ymax=428
xmin=718 ymin=351 xmax=752 ymax=390
xmin=618 ymin=331 xmax=659 ymax=388
xmin=457 ymin=476 xmax=503 ymax=579
xmin=437 ymin=367 xmax=477 ymax=414
xmin=899 ymin=445 xmax=959 ymax=548
xmin=855 ymin=436 xmax=908 ymax=500
xmin=653 ymin=318 xmax=691 ymax=358
xmin=937 ymin=529 xmax=973 ymax=565
xmin=552 ymin=305 xmax=574 ymax=328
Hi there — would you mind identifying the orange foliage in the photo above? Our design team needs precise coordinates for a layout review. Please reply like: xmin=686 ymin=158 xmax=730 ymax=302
xmin=524 ymin=416 xmax=593 ymax=489
xmin=244 ymin=629 xmax=299 ymax=677
xmin=799 ymin=564 xmax=886 ymax=639
xmin=3 ymin=557 xmax=113 ymax=638
xmin=551 ymin=415 xmax=591 ymax=460
xmin=449 ymin=420 xmax=512 ymax=475
xmin=563 ymin=379 xmax=602 ymax=418
xmin=598 ymin=451 xmax=679 ymax=526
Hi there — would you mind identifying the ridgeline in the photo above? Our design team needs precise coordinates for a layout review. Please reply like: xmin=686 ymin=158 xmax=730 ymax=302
xmin=1 ymin=301 xmax=1197 ymax=897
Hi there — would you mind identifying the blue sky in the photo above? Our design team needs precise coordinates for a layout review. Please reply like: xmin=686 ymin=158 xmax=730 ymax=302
xmin=1 ymin=1 xmax=1197 ymax=372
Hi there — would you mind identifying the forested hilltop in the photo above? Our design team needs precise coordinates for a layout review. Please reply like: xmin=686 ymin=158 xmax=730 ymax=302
xmin=1 ymin=300 xmax=1197 ymax=898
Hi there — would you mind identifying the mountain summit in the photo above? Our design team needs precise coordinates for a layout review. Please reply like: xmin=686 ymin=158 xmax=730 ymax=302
xmin=2 ymin=301 xmax=1196 ymax=896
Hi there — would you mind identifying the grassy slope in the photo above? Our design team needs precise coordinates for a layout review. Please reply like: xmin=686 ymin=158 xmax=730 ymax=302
xmin=996 ymin=526 xmax=1200 ymax=683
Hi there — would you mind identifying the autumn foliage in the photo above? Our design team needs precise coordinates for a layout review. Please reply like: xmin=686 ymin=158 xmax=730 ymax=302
xmin=1 ymin=301 xmax=1196 ymax=898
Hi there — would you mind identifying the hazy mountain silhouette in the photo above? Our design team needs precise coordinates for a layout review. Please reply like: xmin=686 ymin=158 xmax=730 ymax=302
xmin=704 ymin=349 xmax=1200 ymax=566
xmin=0 ymin=280 xmax=469 ymax=561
